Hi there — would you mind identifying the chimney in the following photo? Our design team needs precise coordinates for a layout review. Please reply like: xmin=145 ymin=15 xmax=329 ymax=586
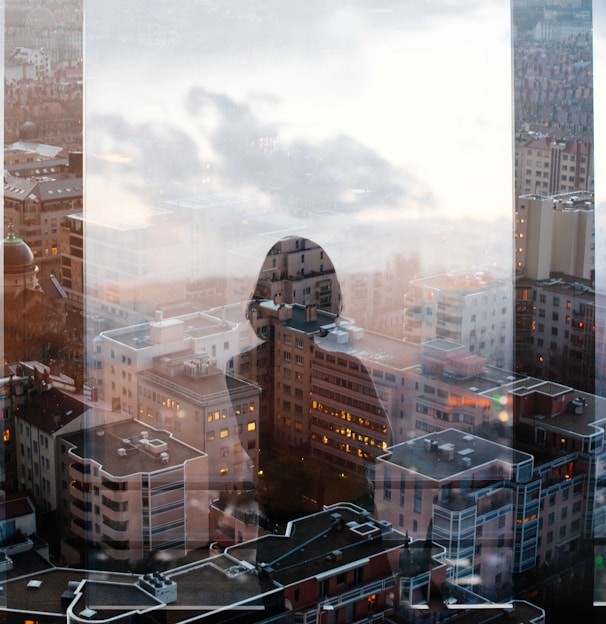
xmin=305 ymin=304 xmax=318 ymax=323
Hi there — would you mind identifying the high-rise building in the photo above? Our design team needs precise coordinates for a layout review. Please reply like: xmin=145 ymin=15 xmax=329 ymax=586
xmin=515 ymin=276 xmax=597 ymax=392
xmin=515 ymin=192 xmax=594 ymax=281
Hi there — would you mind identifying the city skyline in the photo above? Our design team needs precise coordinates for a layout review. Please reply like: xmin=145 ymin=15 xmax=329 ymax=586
xmin=2 ymin=1 xmax=604 ymax=622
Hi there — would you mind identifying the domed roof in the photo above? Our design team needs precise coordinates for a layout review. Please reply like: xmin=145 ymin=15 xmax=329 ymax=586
xmin=4 ymin=229 xmax=36 ymax=275
xmin=19 ymin=120 xmax=40 ymax=141
xmin=25 ymin=7 xmax=57 ymax=30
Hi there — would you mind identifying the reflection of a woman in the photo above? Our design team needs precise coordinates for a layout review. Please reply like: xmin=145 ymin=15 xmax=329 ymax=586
xmin=236 ymin=236 xmax=392 ymax=517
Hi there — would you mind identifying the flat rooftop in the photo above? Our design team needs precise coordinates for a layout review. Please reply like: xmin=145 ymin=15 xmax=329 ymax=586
xmin=315 ymin=325 xmax=420 ymax=371
xmin=381 ymin=429 xmax=533 ymax=482
xmin=410 ymin=272 xmax=506 ymax=295
xmin=279 ymin=303 xmax=336 ymax=334
xmin=405 ymin=362 xmax=522 ymax=395
xmin=508 ymin=377 xmax=606 ymax=437
xmin=1 ymin=562 xmax=138 ymax=616
xmin=62 ymin=419 xmax=205 ymax=477
xmin=167 ymin=555 xmax=275 ymax=611
xmin=138 ymin=367 xmax=260 ymax=403
xmin=228 ymin=504 xmax=412 ymax=587
xmin=102 ymin=312 xmax=230 ymax=350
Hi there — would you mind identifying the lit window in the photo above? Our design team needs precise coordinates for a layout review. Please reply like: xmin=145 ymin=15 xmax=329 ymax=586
xmin=220 ymin=428 xmax=229 ymax=439
xmin=3 ymin=429 xmax=9 ymax=442
xmin=247 ymin=421 xmax=256 ymax=432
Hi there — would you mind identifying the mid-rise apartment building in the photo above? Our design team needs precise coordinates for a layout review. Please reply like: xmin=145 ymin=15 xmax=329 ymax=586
xmin=4 ymin=170 xmax=83 ymax=279
xmin=61 ymin=419 xmax=208 ymax=565
xmin=137 ymin=352 xmax=261 ymax=488
xmin=375 ymin=377 xmax=606 ymax=601
xmin=14 ymin=387 xmax=88 ymax=513
xmin=98 ymin=306 xmax=256 ymax=416
xmin=81 ymin=206 xmax=188 ymax=327
xmin=403 ymin=271 xmax=512 ymax=369
xmin=252 ymin=236 xmax=340 ymax=314
xmin=515 ymin=134 xmax=592 ymax=196
xmin=374 ymin=428 xmax=526 ymax=598
xmin=309 ymin=323 xmax=419 ymax=474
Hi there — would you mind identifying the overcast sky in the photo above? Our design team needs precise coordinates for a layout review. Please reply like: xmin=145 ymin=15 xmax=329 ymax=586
xmin=85 ymin=1 xmax=513 ymax=282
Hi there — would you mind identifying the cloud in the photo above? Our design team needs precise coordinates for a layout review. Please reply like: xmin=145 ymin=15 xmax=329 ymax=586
xmin=184 ymin=86 xmax=434 ymax=212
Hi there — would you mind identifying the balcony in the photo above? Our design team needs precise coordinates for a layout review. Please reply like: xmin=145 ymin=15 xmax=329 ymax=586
xmin=102 ymin=495 xmax=128 ymax=513
xmin=71 ymin=517 xmax=92 ymax=540
xmin=101 ymin=478 xmax=128 ymax=492
xmin=70 ymin=480 xmax=91 ymax=501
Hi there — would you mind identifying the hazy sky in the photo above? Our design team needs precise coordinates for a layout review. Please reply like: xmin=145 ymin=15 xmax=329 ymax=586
xmin=85 ymin=1 xmax=512 ymax=281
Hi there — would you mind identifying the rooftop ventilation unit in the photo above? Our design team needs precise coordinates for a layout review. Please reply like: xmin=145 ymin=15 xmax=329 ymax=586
xmin=160 ymin=452 xmax=170 ymax=463
xmin=117 ymin=448 xmax=127 ymax=457
xmin=139 ymin=571 xmax=177 ymax=604
xmin=438 ymin=443 xmax=455 ymax=461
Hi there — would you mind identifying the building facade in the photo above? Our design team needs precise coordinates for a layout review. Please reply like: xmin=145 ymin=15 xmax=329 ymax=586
xmin=61 ymin=419 xmax=208 ymax=566
xmin=403 ymin=271 xmax=513 ymax=369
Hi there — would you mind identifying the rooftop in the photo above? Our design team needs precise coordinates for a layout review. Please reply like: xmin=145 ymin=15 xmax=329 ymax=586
xmin=228 ymin=503 xmax=412 ymax=587
xmin=167 ymin=556 xmax=275 ymax=611
xmin=138 ymin=366 xmax=260 ymax=405
xmin=61 ymin=419 xmax=206 ymax=477
xmin=15 ymin=388 xmax=87 ymax=435
xmin=409 ymin=271 xmax=507 ymax=296
xmin=2 ymin=561 xmax=137 ymax=616
xmin=315 ymin=324 xmax=420 ymax=371
xmin=509 ymin=377 xmax=606 ymax=437
xmin=381 ymin=429 xmax=533 ymax=482
xmin=0 ymin=495 xmax=35 ymax=521
xmin=101 ymin=312 xmax=233 ymax=350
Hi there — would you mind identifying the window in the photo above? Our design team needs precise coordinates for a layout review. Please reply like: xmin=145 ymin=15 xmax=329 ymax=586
xmin=247 ymin=421 xmax=256 ymax=432
xmin=220 ymin=428 xmax=229 ymax=439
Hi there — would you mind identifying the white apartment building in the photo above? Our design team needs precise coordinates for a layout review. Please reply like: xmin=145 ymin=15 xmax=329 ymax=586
xmin=97 ymin=306 xmax=257 ymax=416
xmin=403 ymin=271 xmax=513 ymax=369
xmin=61 ymin=419 xmax=208 ymax=565
xmin=374 ymin=429 xmax=532 ymax=599
xmin=6 ymin=47 xmax=51 ymax=80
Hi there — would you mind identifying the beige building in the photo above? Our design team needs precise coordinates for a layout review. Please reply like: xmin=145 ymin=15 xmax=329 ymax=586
xmin=137 ymin=352 xmax=261 ymax=489
xmin=516 ymin=192 xmax=594 ymax=281
xmin=4 ymin=172 xmax=83 ymax=279
xmin=515 ymin=134 xmax=592 ymax=197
